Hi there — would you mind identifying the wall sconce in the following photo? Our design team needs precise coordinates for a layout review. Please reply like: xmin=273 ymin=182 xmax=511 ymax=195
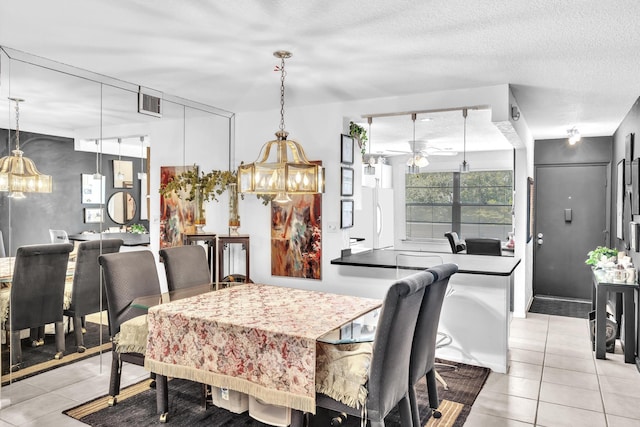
xmin=567 ymin=127 xmax=581 ymax=145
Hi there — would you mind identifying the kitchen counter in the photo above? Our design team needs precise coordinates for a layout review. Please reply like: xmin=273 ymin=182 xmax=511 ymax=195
xmin=331 ymin=249 xmax=521 ymax=373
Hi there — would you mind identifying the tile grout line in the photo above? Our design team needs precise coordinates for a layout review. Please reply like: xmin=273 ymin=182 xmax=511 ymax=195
xmin=532 ymin=314 xmax=549 ymax=427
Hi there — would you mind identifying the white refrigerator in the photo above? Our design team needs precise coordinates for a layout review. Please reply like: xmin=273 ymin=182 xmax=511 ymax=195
xmin=352 ymin=187 xmax=394 ymax=249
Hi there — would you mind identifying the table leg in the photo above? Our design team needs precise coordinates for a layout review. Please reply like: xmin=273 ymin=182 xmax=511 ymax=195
xmin=290 ymin=409 xmax=305 ymax=427
xmin=623 ymin=290 xmax=635 ymax=363
xmin=595 ymin=286 xmax=607 ymax=359
xmin=156 ymin=374 xmax=169 ymax=422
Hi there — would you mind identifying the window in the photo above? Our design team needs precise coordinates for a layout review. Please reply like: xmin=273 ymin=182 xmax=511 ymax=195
xmin=406 ymin=170 xmax=513 ymax=240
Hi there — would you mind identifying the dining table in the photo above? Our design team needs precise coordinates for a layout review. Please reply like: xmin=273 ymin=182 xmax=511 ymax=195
xmin=0 ymin=256 xmax=76 ymax=324
xmin=143 ymin=283 xmax=382 ymax=423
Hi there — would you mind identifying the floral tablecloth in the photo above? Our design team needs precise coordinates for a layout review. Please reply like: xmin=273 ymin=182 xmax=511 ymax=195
xmin=144 ymin=283 xmax=381 ymax=413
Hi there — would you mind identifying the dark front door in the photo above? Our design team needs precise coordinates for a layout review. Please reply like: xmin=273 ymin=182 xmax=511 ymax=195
xmin=533 ymin=164 xmax=608 ymax=300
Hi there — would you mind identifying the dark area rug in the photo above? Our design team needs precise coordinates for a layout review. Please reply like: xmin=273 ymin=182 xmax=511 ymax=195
xmin=1 ymin=321 xmax=110 ymax=383
xmin=64 ymin=359 xmax=489 ymax=427
xmin=529 ymin=296 xmax=591 ymax=319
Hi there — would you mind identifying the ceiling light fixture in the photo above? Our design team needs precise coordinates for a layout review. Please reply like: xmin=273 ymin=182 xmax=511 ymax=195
xmin=459 ymin=108 xmax=470 ymax=173
xmin=567 ymin=127 xmax=581 ymax=145
xmin=92 ymin=139 xmax=102 ymax=180
xmin=406 ymin=113 xmax=428 ymax=174
xmin=137 ymin=136 xmax=147 ymax=180
xmin=364 ymin=117 xmax=376 ymax=176
xmin=0 ymin=98 xmax=53 ymax=198
xmin=238 ymin=51 xmax=324 ymax=203
xmin=116 ymin=138 xmax=125 ymax=180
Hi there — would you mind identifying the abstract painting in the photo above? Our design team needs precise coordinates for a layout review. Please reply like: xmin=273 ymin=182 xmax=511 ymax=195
xmin=160 ymin=165 xmax=195 ymax=248
xmin=271 ymin=193 xmax=322 ymax=279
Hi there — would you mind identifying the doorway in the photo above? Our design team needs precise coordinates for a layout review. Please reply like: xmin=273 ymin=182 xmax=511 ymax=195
xmin=533 ymin=164 xmax=608 ymax=300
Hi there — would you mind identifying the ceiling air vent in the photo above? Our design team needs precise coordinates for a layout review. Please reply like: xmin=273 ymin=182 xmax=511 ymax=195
xmin=138 ymin=87 xmax=162 ymax=118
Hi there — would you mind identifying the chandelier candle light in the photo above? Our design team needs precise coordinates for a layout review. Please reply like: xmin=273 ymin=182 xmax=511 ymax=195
xmin=0 ymin=98 xmax=53 ymax=198
xmin=238 ymin=51 xmax=324 ymax=203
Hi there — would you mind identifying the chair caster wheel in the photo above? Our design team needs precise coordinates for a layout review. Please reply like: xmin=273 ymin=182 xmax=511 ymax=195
xmin=77 ymin=346 xmax=86 ymax=353
xmin=149 ymin=380 xmax=156 ymax=388
xmin=108 ymin=396 xmax=117 ymax=407
xmin=10 ymin=364 xmax=21 ymax=372
xmin=31 ymin=339 xmax=44 ymax=347
xmin=54 ymin=351 xmax=64 ymax=360
xmin=82 ymin=327 xmax=87 ymax=334
xmin=433 ymin=410 xmax=442 ymax=419
xmin=160 ymin=412 xmax=168 ymax=423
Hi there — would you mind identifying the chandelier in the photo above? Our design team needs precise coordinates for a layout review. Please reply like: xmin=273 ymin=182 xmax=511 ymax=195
xmin=0 ymin=98 xmax=52 ymax=198
xmin=237 ymin=51 xmax=324 ymax=203
xmin=406 ymin=113 xmax=428 ymax=174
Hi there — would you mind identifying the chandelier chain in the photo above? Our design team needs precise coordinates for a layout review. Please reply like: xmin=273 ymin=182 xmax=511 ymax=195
xmin=14 ymin=99 xmax=20 ymax=151
xmin=279 ymin=56 xmax=287 ymax=132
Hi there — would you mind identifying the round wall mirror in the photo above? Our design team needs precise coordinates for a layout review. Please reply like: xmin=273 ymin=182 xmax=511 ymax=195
xmin=107 ymin=191 xmax=136 ymax=224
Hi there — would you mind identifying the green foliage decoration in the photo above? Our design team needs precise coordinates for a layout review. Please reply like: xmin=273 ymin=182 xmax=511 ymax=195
xmin=585 ymin=246 xmax=618 ymax=267
xmin=349 ymin=121 xmax=368 ymax=157
xmin=159 ymin=165 xmax=237 ymax=202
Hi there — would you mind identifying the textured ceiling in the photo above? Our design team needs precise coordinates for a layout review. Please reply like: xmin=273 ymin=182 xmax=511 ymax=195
xmin=1 ymin=0 xmax=639 ymax=154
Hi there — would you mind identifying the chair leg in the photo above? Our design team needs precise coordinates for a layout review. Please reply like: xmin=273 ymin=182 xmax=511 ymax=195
xmin=434 ymin=369 xmax=448 ymax=390
xmin=73 ymin=316 xmax=86 ymax=352
xmin=408 ymin=387 xmax=422 ymax=427
xmin=54 ymin=321 xmax=65 ymax=359
xmin=156 ymin=374 xmax=169 ymax=423
xmin=108 ymin=350 xmax=122 ymax=406
xmin=426 ymin=369 xmax=442 ymax=418
xmin=81 ymin=315 xmax=87 ymax=333
xmin=30 ymin=326 xmax=44 ymax=347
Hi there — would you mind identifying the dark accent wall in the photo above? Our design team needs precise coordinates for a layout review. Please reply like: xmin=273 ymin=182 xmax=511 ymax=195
xmin=612 ymin=97 xmax=640 ymax=260
xmin=535 ymin=136 xmax=612 ymax=166
xmin=0 ymin=129 xmax=148 ymax=255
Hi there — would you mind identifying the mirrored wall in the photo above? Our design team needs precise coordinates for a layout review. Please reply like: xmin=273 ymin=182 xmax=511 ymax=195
xmin=0 ymin=47 xmax=233 ymax=395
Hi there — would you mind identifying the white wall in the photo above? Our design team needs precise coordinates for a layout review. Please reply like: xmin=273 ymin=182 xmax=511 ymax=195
xmin=235 ymin=84 xmax=532 ymax=301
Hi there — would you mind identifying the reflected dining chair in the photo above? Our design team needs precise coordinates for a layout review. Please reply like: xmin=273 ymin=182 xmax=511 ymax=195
xmin=159 ymin=245 xmax=211 ymax=292
xmin=314 ymin=269 xmax=432 ymax=427
xmin=63 ymin=239 xmax=123 ymax=352
xmin=9 ymin=243 xmax=74 ymax=370
xmin=49 ymin=229 xmax=70 ymax=244
xmin=99 ymin=250 xmax=161 ymax=406
xmin=0 ymin=230 xmax=6 ymax=258
xmin=408 ymin=263 xmax=458 ymax=424
xmin=444 ymin=231 xmax=466 ymax=254
xmin=465 ymin=237 xmax=502 ymax=256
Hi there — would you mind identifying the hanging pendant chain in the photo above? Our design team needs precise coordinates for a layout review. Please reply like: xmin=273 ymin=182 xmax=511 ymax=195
xmin=14 ymin=100 xmax=20 ymax=151
xmin=279 ymin=56 xmax=287 ymax=132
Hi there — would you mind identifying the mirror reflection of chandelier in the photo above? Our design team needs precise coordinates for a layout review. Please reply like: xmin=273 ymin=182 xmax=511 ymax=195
xmin=0 ymin=98 xmax=53 ymax=198
xmin=238 ymin=51 xmax=324 ymax=203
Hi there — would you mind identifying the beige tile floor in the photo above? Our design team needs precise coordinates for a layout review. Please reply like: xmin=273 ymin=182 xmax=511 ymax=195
xmin=1 ymin=312 xmax=639 ymax=426
xmin=465 ymin=313 xmax=640 ymax=427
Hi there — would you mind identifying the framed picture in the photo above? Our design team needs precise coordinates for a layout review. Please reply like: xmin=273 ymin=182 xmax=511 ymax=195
xmin=617 ymin=160 xmax=624 ymax=239
xmin=84 ymin=207 xmax=104 ymax=224
xmin=341 ymin=134 xmax=354 ymax=164
xmin=341 ymin=167 xmax=354 ymax=196
xmin=81 ymin=173 xmax=105 ymax=204
xmin=341 ymin=199 xmax=354 ymax=229
xmin=626 ymin=133 xmax=634 ymax=184
xmin=633 ymin=159 xmax=639 ymax=215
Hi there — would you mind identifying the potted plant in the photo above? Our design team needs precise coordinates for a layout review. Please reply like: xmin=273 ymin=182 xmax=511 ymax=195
xmin=585 ymin=246 xmax=618 ymax=269
xmin=349 ymin=121 xmax=368 ymax=159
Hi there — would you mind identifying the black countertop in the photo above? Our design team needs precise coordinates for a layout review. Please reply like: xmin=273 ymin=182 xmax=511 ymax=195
xmin=331 ymin=249 xmax=520 ymax=276
xmin=68 ymin=232 xmax=150 ymax=247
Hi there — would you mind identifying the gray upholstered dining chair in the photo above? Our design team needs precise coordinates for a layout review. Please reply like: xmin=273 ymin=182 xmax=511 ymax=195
xmin=99 ymin=250 xmax=161 ymax=406
xmin=408 ymin=263 xmax=458 ymax=425
xmin=159 ymin=245 xmax=211 ymax=292
xmin=314 ymin=270 xmax=433 ymax=427
xmin=444 ymin=231 xmax=466 ymax=254
xmin=465 ymin=237 xmax=502 ymax=256
xmin=9 ymin=243 xmax=74 ymax=370
xmin=63 ymin=239 xmax=123 ymax=352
